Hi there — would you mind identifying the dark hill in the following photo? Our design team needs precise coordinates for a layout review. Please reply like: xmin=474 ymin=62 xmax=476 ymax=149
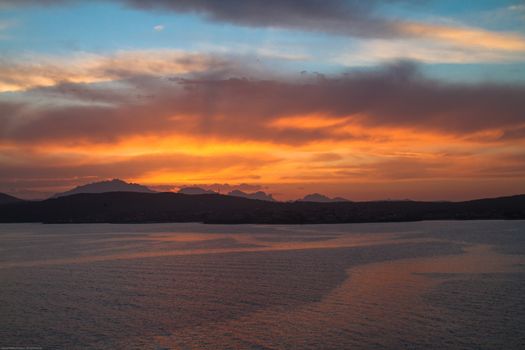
xmin=52 ymin=179 xmax=155 ymax=198
xmin=0 ymin=192 xmax=524 ymax=224
xmin=0 ymin=193 xmax=24 ymax=205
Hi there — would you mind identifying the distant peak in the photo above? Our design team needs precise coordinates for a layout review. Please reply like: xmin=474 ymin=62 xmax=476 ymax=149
xmin=299 ymin=193 xmax=349 ymax=203
xmin=52 ymin=179 xmax=155 ymax=198
xmin=177 ymin=187 xmax=217 ymax=195
xmin=227 ymin=189 xmax=275 ymax=202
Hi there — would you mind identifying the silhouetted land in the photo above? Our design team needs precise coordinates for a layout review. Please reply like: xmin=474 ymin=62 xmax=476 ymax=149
xmin=0 ymin=192 xmax=524 ymax=224
xmin=0 ymin=193 xmax=24 ymax=205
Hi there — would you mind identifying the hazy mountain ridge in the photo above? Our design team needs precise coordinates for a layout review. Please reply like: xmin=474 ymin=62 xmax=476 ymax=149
xmin=52 ymin=179 xmax=155 ymax=198
xmin=299 ymin=193 xmax=350 ymax=202
xmin=176 ymin=187 xmax=276 ymax=201
xmin=228 ymin=190 xmax=275 ymax=202
xmin=51 ymin=180 xmax=347 ymax=203
xmin=177 ymin=187 xmax=217 ymax=195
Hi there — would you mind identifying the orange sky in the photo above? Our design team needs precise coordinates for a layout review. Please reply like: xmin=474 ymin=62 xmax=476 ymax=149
xmin=1 ymin=1 xmax=525 ymax=200
xmin=2 ymin=102 xmax=525 ymax=200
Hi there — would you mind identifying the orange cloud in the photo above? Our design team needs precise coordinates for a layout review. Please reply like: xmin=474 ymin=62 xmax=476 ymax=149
xmin=269 ymin=115 xmax=350 ymax=130
xmin=0 ymin=50 xmax=228 ymax=92
xmin=1 ymin=61 xmax=525 ymax=200
xmin=401 ymin=22 xmax=525 ymax=52
xmin=2 ymin=126 xmax=524 ymax=200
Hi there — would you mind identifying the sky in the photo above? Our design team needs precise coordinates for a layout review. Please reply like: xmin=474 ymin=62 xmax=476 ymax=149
xmin=0 ymin=0 xmax=524 ymax=200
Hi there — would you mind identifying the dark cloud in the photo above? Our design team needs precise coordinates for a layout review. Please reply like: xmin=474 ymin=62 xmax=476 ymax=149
xmin=3 ymin=61 xmax=524 ymax=147
xmin=0 ymin=0 xmax=425 ymax=39
xmin=122 ymin=0 xmax=405 ymax=38
xmin=500 ymin=125 xmax=525 ymax=141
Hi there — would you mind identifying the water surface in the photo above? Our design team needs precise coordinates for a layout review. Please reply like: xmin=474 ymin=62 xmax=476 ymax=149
xmin=1 ymin=221 xmax=524 ymax=349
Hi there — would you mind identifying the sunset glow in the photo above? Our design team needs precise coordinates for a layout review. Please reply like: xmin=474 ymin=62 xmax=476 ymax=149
xmin=1 ymin=0 xmax=524 ymax=200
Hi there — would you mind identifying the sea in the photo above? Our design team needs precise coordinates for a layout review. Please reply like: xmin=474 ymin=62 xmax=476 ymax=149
xmin=1 ymin=221 xmax=524 ymax=349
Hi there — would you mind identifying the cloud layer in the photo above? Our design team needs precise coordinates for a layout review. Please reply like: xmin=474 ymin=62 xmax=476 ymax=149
xmin=1 ymin=53 xmax=524 ymax=199
xmin=0 ymin=1 xmax=524 ymax=200
xmin=2 ymin=59 xmax=524 ymax=146
xmin=3 ymin=0 xmax=525 ymax=50
xmin=0 ymin=50 xmax=232 ymax=92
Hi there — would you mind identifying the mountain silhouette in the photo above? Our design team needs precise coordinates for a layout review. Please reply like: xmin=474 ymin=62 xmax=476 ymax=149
xmin=52 ymin=179 xmax=155 ymax=198
xmin=0 ymin=193 xmax=23 ymax=205
xmin=299 ymin=193 xmax=349 ymax=202
xmin=178 ymin=187 xmax=217 ymax=195
xmin=0 ymin=192 xmax=523 ymax=224
xmin=228 ymin=190 xmax=275 ymax=202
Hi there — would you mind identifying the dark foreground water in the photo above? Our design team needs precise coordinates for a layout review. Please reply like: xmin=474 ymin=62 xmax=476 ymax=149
xmin=1 ymin=221 xmax=524 ymax=349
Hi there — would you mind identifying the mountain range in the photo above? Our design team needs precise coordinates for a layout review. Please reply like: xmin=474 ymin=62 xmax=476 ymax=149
xmin=2 ymin=179 xmax=523 ymax=224
xmin=0 ymin=191 xmax=523 ymax=224
xmin=45 ymin=179 xmax=352 ymax=202
xmin=227 ymin=190 xmax=275 ymax=202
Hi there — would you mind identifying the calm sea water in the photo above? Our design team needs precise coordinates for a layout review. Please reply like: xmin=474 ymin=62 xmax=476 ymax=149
xmin=1 ymin=221 xmax=524 ymax=349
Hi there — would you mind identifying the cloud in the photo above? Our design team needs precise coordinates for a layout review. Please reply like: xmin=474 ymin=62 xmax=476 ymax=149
xmin=0 ymin=150 xmax=279 ymax=185
xmin=153 ymin=24 xmax=164 ymax=32
xmin=337 ymin=38 xmax=525 ymax=66
xmin=310 ymin=153 xmax=343 ymax=162
xmin=2 ymin=60 xmax=525 ymax=147
xmin=0 ymin=50 xmax=235 ymax=92
xmin=400 ymin=22 xmax=525 ymax=52
xmin=1 ymin=58 xmax=524 ymax=200
xmin=121 ymin=0 xmax=397 ymax=37
xmin=3 ymin=0 xmax=525 ymax=52
xmin=509 ymin=4 xmax=525 ymax=23
xmin=120 ymin=1 xmax=525 ymax=53
xmin=1 ymin=1 xmax=524 ymax=200
xmin=2 ymin=0 xmax=387 ymax=37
